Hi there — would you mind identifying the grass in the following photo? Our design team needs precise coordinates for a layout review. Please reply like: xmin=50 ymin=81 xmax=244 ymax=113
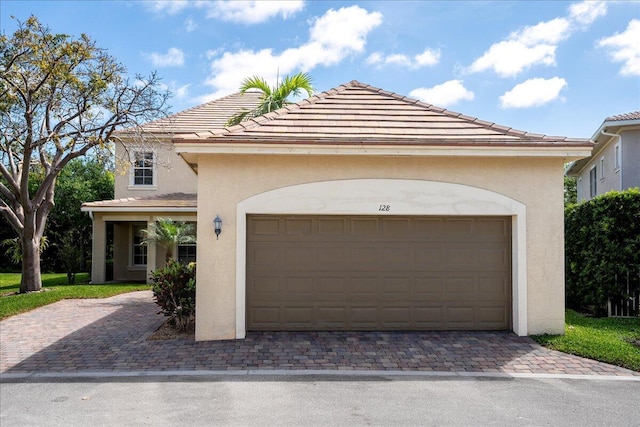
xmin=0 ymin=273 xmax=150 ymax=320
xmin=532 ymin=309 xmax=640 ymax=372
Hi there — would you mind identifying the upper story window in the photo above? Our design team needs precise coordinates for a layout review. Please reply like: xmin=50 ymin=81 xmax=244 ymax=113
xmin=132 ymin=151 xmax=155 ymax=186
xmin=615 ymin=143 xmax=621 ymax=171
xmin=599 ymin=158 xmax=605 ymax=181
xmin=589 ymin=166 xmax=597 ymax=198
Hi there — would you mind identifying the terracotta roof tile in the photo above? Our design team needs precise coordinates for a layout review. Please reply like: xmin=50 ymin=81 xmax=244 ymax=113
xmin=117 ymin=92 xmax=262 ymax=136
xmin=605 ymin=111 xmax=640 ymax=121
xmin=179 ymin=81 xmax=590 ymax=148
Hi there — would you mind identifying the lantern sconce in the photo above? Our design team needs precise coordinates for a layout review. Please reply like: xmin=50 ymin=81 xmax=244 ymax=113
xmin=214 ymin=215 xmax=222 ymax=240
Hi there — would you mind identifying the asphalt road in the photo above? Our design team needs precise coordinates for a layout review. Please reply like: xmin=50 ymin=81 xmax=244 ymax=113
xmin=1 ymin=374 xmax=639 ymax=426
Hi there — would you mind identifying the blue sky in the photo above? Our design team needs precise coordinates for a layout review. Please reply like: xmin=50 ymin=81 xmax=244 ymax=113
xmin=2 ymin=0 xmax=639 ymax=138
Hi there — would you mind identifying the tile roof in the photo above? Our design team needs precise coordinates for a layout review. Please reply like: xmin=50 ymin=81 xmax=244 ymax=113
xmin=178 ymin=81 xmax=591 ymax=147
xmin=82 ymin=193 xmax=196 ymax=210
xmin=605 ymin=111 xmax=640 ymax=122
xmin=120 ymin=92 xmax=263 ymax=136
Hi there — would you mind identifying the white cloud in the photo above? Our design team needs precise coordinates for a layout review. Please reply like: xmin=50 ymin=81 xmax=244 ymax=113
xmin=468 ymin=1 xmax=607 ymax=78
xmin=468 ymin=18 xmax=569 ymax=77
xmin=173 ymin=83 xmax=191 ymax=100
xmin=414 ymin=48 xmax=441 ymax=67
xmin=365 ymin=52 xmax=384 ymax=65
xmin=385 ymin=54 xmax=412 ymax=67
xmin=146 ymin=48 xmax=185 ymax=67
xmin=598 ymin=19 xmax=640 ymax=76
xmin=198 ymin=0 xmax=304 ymax=24
xmin=185 ymin=18 xmax=198 ymax=32
xmin=201 ymin=6 xmax=382 ymax=99
xmin=569 ymin=0 xmax=607 ymax=26
xmin=409 ymin=80 xmax=474 ymax=107
xmin=499 ymin=77 xmax=567 ymax=108
xmin=149 ymin=0 xmax=190 ymax=15
xmin=365 ymin=48 xmax=440 ymax=68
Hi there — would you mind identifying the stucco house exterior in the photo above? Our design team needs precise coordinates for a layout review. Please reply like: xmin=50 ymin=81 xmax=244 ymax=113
xmin=566 ymin=111 xmax=640 ymax=202
xmin=82 ymin=92 xmax=261 ymax=282
xmin=84 ymin=80 xmax=593 ymax=341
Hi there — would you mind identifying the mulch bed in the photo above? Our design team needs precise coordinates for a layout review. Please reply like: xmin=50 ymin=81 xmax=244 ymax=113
xmin=148 ymin=319 xmax=195 ymax=341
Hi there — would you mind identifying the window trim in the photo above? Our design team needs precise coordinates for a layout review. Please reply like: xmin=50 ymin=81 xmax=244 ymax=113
xmin=599 ymin=157 xmax=605 ymax=182
xmin=614 ymin=143 xmax=621 ymax=171
xmin=129 ymin=150 xmax=157 ymax=189
xmin=131 ymin=223 xmax=148 ymax=267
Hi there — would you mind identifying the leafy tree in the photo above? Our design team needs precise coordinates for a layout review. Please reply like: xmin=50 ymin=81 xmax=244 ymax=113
xmin=43 ymin=157 xmax=114 ymax=273
xmin=226 ymin=72 xmax=314 ymax=126
xmin=0 ymin=16 xmax=169 ymax=292
xmin=564 ymin=175 xmax=577 ymax=207
xmin=141 ymin=218 xmax=195 ymax=262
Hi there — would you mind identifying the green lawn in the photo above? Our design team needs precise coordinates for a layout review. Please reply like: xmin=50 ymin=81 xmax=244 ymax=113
xmin=532 ymin=310 xmax=640 ymax=372
xmin=0 ymin=273 xmax=150 ymax=320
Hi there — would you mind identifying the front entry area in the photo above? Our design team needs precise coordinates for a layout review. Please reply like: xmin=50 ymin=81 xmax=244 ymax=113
xmin=246 ymin=215 xmax=512 ymax=331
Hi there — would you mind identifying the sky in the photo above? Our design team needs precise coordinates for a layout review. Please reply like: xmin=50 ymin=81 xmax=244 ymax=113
xmin=1 ymin=0 xmax=639 ymax=138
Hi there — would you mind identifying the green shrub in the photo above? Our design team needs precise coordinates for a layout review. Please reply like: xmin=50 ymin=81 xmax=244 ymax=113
xmin=150 ymin=260 xmax=196 ymax=331
xmin=565 ymin=188 xmax=640 ymax=316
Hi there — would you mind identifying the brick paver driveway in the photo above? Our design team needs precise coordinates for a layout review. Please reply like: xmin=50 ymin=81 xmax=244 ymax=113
xmin=1 ymin=291 xmax=638 ymax=376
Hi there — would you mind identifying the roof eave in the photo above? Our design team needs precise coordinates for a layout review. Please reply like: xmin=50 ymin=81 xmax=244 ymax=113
xmin=174 ymin=140 xmax=593 ymax=161
xmin=81 ymin=206 xmax=197 ymax=213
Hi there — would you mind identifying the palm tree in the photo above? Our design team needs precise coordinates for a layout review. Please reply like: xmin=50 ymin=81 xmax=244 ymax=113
xmin=226 ymin=72 xmax=314 ymax=126
xmin=141 ymin=218 xmax=196 ymax=262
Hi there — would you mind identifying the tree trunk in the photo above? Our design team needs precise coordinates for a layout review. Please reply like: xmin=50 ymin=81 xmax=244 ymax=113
xmin=20 ymin=234 xmax=42 ymax=293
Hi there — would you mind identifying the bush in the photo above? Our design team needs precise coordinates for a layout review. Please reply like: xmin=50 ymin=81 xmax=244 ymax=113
xmin=150 ymin=260 xmax=196 ymax=330
xmin=565 ymin=188 xmax=640 ymax=316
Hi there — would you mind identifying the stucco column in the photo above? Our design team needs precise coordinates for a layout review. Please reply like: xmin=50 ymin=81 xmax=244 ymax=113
xmin=91 ymin=214 xmax=106 ymax=284
xmin=146 ymin=217 xmax=157 ymax=284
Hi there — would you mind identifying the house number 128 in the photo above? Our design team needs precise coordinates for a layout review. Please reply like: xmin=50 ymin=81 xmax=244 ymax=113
xmin=378 ymin=204 xmax=391 ymax=212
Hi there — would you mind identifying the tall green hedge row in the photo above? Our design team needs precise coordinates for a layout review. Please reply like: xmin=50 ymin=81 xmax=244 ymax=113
xmin=565 ymin=188 xmax=640 ymax=316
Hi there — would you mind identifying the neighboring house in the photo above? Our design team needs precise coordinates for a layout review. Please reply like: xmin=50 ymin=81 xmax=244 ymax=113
xmin=85 ymin=80 xmax=593 ymax=341
xmin=82 ymin=92 xmax=261 ymax=282
xmin=566 ymin=111 xmax=640 ymax=202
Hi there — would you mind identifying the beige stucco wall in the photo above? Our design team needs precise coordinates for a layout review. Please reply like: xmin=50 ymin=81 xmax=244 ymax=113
xmin=194 ymin=154 xmax=566 ymax=340
xmin=113 ymin=141 xmax=197 ymax=199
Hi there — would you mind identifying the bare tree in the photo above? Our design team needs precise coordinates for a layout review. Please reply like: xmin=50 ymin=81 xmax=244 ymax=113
xmin=0 ymin=16 xmax=170 ymax=292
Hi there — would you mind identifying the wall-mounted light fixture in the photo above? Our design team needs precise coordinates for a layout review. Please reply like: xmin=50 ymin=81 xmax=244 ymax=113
xmin=214 ymin=215 xmax=222 ymax=240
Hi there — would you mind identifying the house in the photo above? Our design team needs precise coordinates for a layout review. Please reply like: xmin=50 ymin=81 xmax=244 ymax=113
xmin=81 ymin=92 xmax=262 ymax=282
xmin=84 ymin=80 xmax=593 ymax=341
xmin=566 ymin=111 xmax=640 ymax=202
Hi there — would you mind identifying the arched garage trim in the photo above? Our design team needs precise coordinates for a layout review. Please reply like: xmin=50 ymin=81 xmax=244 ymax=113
xmin=236 ymin=179 xmax=527 ymax=338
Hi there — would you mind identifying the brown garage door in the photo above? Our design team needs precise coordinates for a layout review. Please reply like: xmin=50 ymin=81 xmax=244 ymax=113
xmin=246 ymin=215 xmax=511 ymax=331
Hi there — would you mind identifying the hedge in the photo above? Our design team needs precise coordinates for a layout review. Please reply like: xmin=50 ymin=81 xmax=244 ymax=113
xmin=565 ymin=188 xmax=640 ymax=316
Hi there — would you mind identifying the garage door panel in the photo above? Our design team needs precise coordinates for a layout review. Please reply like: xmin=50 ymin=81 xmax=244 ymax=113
xmin=351 ymin=218 xmax=378 ymax=236
xmin=250 ymin=217 xmax=281 ymax=235
xmin=283 ymin=277 xmax=314 ymax=298
xmin=247 ymin=215 xmax=511 ymax=331
xmin=349 ymin=246 xmax=380 ymax=265
xmin=382 ymin=247 xmax=413 ymax=266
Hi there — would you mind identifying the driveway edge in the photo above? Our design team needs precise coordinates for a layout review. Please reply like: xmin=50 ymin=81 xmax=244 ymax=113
xmin=2 ymin=369 xmax=639 ymax=382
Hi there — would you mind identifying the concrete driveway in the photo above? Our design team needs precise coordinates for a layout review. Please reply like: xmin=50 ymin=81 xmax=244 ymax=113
xmin=1 ymin=291 xmax=638 ymax=377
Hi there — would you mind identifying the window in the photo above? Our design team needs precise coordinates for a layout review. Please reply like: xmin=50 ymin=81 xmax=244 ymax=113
xmin=177 ymin=244 xmax=197 ymax=264
xmin=600 ymin=158 xmax=605 ymax=181
xmin=589 ymin=166 xmax=597 ymax=198
xmin=615 ymin=143 xmax=621 ymax=170
xmin=132 ymin=224 xmax=147 ymax=266
xmin=133 ymin=151 xmax=154 ymax=186
xmin=177 ymin=223 xmax=197 ymax=264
